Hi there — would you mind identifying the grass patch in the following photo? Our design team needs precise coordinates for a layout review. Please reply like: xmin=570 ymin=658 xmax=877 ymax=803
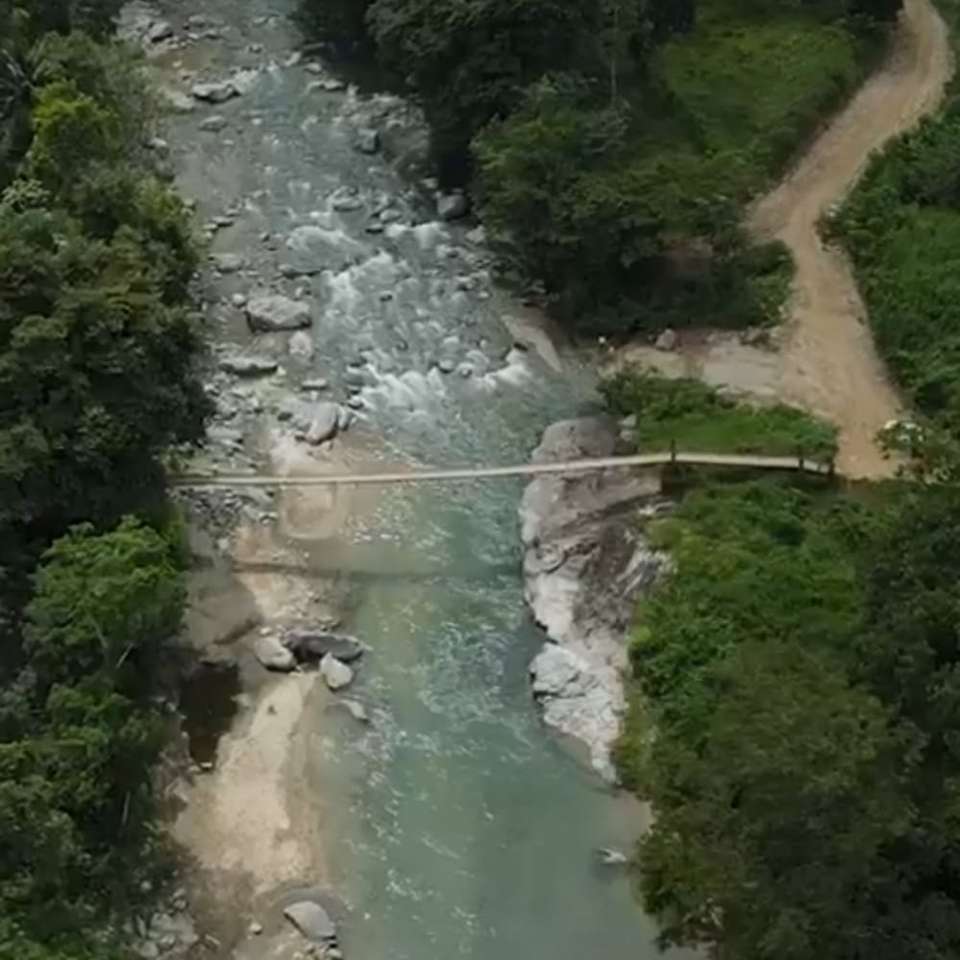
xmin=600 ymin=367 xmax=838 ymax=460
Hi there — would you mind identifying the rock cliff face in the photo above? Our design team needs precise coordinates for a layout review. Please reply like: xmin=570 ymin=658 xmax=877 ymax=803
xmin=519 ymin=418 xmax=670 ymax=782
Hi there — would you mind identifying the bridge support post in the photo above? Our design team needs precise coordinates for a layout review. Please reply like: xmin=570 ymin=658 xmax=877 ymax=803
xmin=670 ymin=438 xmax=677 ymax=464
xmin=797 ymin=446 xmax=805 ymax=472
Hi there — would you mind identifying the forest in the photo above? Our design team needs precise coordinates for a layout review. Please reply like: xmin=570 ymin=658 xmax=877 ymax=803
xmin=0 ymin=2 xmax=205 ymax=957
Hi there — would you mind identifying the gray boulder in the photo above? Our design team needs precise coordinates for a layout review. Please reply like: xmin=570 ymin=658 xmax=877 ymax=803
xmin=254 ymin=635 xmax=296 ymax=672
xmin=301 ymin=378 xmax=330 ymax=392
xmin=246 ymin=295 xmax=312 ymax=332
xmin=320 ymin=654 xmax=354 ymax=691
xmin=192 ymin=81 xmax=238 ymax=103
xmin=283 ymin=901 xmax=337 ymax=943
xmin=284 ymin=630 xmax=364 ymax=664
xmin=211 ymin=253 xmax=245 ymax=274
xmin=437 ymin=192 xmax=469 ymax=221
xmin=305 ymin=402 xmax=340 ymax=445
xmin=288 ymin=330 xmax=315 ymax=359
xmin=218 ymin=355 xmax=278 ymax=377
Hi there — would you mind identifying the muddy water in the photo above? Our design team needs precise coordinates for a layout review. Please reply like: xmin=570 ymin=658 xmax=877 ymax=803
xmin=150 ymin=1 xmax=684 ymax=956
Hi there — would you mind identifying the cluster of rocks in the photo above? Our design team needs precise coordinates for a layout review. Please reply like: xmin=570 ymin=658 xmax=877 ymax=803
xmin=254 ymin=627 xmax=367 ymax=698
xmin=128 ymin=887 xmax=204 ymax=959
xmin=520 ymin=418 xmax=671 ymax=782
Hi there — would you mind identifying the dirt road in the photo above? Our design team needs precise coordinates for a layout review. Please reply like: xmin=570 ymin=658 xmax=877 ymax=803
xmin=749 ymin=0 xmax=951 ymax=478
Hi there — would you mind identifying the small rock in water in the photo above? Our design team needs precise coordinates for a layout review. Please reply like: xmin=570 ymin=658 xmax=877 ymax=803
xmin=254 ymin=635 xmax=296 ymax=672
xmin=218 ymin=355 xmax=278 ymax=377
xmin=356 ymin=128 xmax=380 ymax=154
xmin=248 ymin=921 xmax=263 ymax=936
xmin=191 ymin=80 xmax=239 ymax=103
xmin=231 ymin=293 xmax=248 ymax=308
xmin=337 ymin=698 xmax=369 ymax=723
xmin=437 ymin=358 xmax=456 ymax=374
xmin=301 ymin=378 xmax=330 ymax=392
xmin=283 ymin=901 xmax=338 ymax=943
xmin=346 ymin=395 xmax=365 ymax=410
xmin=304 ymin=61 xmax=324 ymax=75
xmin=320 ymin=654 xmax=354 ymax=691
xmin=200 ymin=114 xmax=228 ymax=132
xmin=319 ymin=77 xmax=346 ymax=92
xmin=597 ymin=847 xmax=629 ymax=866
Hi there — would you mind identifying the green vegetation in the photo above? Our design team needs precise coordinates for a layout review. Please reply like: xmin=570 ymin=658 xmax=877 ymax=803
xmin=300 ymin=0 xmax=897 ymax=331
xmin=617 ymin=476 xmax=960 ymax=959
xmin=0 ymin=3 xmax=206 ymax=957
xmin=600 ymin=367 xmax=837 ymax=459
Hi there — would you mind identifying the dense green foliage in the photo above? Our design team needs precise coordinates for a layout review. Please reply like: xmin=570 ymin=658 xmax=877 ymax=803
xmin=0 ymin=5 xmax=205 ymax=957
xmin=617 ymin=476 xmax=960 ymax=959
xmin=600 ymin=367 xmax=838 ymax=459
xmin=831 ymin=92 xmax=960 ymax=435
xmin=300 ymin=0 xmax=895 ymax=329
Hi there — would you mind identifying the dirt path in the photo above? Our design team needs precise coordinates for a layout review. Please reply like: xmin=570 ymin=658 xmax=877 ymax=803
xmin=749 ymin=0 xmax=951 ymax=478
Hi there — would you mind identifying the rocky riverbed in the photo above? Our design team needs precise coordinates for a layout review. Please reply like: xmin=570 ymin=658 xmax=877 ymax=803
xmin=520 ymin=419 xmax=671 ymax=782
xmin=115 ymin=2 xmax=681 ymax=958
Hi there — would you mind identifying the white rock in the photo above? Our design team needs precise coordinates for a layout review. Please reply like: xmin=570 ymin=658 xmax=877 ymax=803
xmin=254 ymin=635 xmax=296 ymax=672
xmin=320 ymin=654 xmax=353 ymax=691
xmin=655 ymin=328 xmax=678 ymax=351
xmin=437 ymin=192 xmax=469 ymax=221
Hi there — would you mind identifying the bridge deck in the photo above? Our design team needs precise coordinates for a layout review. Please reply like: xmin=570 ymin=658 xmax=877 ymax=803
xmin=173 ymin=451 xmax=834 ymax=488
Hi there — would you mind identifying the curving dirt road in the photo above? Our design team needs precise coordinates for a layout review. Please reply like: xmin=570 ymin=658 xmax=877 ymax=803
xmin=749 ymin=0 xmax=952 ymax=478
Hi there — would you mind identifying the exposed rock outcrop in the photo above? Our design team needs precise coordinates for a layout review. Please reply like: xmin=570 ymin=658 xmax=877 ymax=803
xmin=519 ymin=417 xmax=670 ymax=782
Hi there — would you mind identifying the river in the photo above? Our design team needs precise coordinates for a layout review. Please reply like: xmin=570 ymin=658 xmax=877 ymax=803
xmin=147 ymin=1 xmax=682 ymax=956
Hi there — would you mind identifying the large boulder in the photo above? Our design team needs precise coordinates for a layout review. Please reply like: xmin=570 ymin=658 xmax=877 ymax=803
xmin=218 ymin=355 xmax=278 ymax=377
xmin=253 ymin=635 xmax=296 ymax=672
xmin=283 ymin=902 xmax=337 ymax=943
xmin=305 ymin=402 xmax=340 ymax=445
xmin=284 ymin=630 xmax=364 ymax=664
xmin=320 ymin=655 xmax=354 ymax=691
xmin=246 ymin=295 xmax=312 ymax=332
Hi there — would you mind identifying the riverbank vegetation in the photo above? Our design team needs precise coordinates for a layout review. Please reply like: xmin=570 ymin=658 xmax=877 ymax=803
xmin=0 ymin=3 xmax=206 ymax=957
xmin=601 ymin=367 xmax=838 ymax=460
xmin=616 ymin=474 xmax=960 ymax=958
xmin=300 ymin=0 xmax=899 ymax=331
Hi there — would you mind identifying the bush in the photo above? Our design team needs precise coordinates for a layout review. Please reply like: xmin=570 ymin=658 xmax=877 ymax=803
xmin=600 ymin=367 xmax=838 ymax=459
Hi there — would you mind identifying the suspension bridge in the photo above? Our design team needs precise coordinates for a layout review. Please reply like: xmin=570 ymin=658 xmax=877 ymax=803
xmin=172 ymin=449 xmax=836 ymax=489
